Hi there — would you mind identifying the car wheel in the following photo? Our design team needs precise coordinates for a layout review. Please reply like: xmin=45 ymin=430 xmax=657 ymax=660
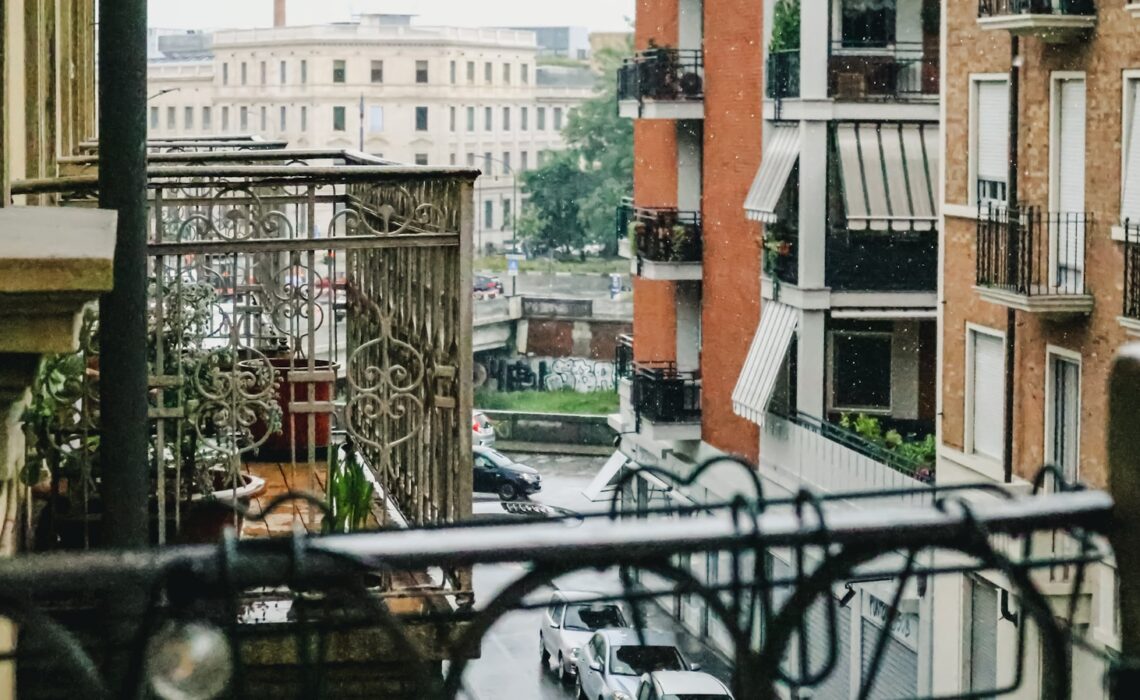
xmin=498 ymin=482 xmax=518 ymax=501
xmin=540 ymin=635 xmax=550 ymax=667
xmin=557 ymin=653 xmax=570 ymax=685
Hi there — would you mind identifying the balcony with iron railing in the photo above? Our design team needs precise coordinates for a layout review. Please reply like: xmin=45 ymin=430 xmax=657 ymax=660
xmin=619 ymin=199 xmax=703 ymax=280
xmin=615 ymin=334 xmax=634 ymax=384
xmin=975 ymin=203 xmax=1094 ymax=316
xmin=827 ymin=42 xmax=939 ymax=102
xmin=766 ymin=50 xmax=801 ymax=100
xmin=631 ymin=362 xmax=702 ymax=441
xmin=826 ymin=228 xmax=938 ymax=292
xmin=977 ymin=0 xmax=1097 ymax=42
xmin=1123 ymin=221 xmax=1140 ymax=334
xmin=617 ymin=48 xmax=705 ymax=120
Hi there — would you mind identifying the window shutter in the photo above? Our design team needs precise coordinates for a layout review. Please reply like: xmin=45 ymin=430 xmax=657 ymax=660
xmin=977 ymin=81 xmax=1009 ymax=183
xmin=1058 ymin=79 xmax=1087 ymax=215
xmin=1122 ymin=83 xmax=1140 ymax=224
xmin=860 ymin=617 xmax=917 ymax=698
xmin=971 ymin=331 xmax=1004 ymax=460
xmin=968 ymin=578 xmax=999 ymax=692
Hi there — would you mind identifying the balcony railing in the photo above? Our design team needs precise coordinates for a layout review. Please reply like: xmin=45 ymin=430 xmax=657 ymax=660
xmin=975 ymin=203 xmax=1091 ymax=302
xmin=828 ymin=42 xmax=939 ymax=101
xmin=766 ymin=50 xmax=801 ymax=99
xmin=615 ymin=334 xmax=634 ymax=384
xmin=979 ymin=0 xmax=1096 ymax=18
xmin=977 ymin=0 xmax=1097 ymax=41
xmin=632 ymin=362 xmax=701 ymax=423
xmin=617 ymin=48 xmax=705 ymax=103
xmin=1125 ymin=221 xmax=1140 ymax=321
xmin=826 ymin=230 xmax=938 ymax=291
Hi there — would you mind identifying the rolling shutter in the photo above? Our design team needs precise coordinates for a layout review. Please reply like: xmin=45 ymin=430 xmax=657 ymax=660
xmin=808 ymin=599 xmax=852 ymax=700
xmin=977 ymin=81 xmax=1009 ymax=184
xmin=860 ymin=618 xmax=918 ymax=699
xmin=968 ymin=578 xmax=999 ymax=693
xmin=1056 ymin=78 xmax=1086 ymax=286
xmin=970 ymin=331 xmax=1005 ymax=460
xmin=1123 ymin=83 xmax=1140 ymax=224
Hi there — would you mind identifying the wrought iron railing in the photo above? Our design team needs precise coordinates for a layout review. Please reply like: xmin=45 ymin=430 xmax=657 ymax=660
xmin=979 ymin=0 xmax=1096 ymax=17
xmin=828 ymin=42 xmax=939 ymax=101
xmin=615 ymin=334 xmax=634 ymax=384
xmin=976 ymin=203 xmax=1091 ymax=297
xmin=766 ymin=50 xmax=800 ymax=99
xmin=629 ymin=206 xmax=703 ymax=268
xmin=826 ymin=229 xmax=938 ymax=291
xmin=1125 ymin=221 xmax=1140 ymax=321
xmin=631 ymin=362 xmax=701 ymax=423
xmin=617 ymin=48 xmax=705 ymax=103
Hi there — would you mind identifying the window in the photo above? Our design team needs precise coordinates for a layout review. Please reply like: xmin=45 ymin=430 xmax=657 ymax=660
xmin=502 ymin=198 xmax=512 ymax=228
xmin=450 ymin=153 xmax=457 ymax=165
xmin=371 ymin=60 xmax=383 ymax=83
xmin=260 ymin=105 xmax=267 ymax=131
xmin=301 ymin=59 xmax=308 ymax=84
xmin=521 ymin=106 xmax=529 ymax=131
xmin=240 ymin=106 xmax=249 ymax=130
xmin=466 ymin=107 xmax=475 ymax=131
xmin=184 ymin=106 xmax=194 ymax=130
xmin=222 ymin=106 xmax=230 ymax=131
xmin=1053 ymin=75 xmax=1086 ymax=291
xmin=484 ymin=152 xmax=493 ymax=174
xmin=467 ymin=153 xmax=476 ymax=167
xmin=415 ymin=106 xmax=429 ymax=131
xmin=222 ymin=63 xmax=229 ymax=85
xmin=467 ymin=61 xmax=476 ymax=83
xmin=415 ymin=153 xmax=429 ymax=166
xmin=259 ymin=61 xmax=266 ymax=85
xmin=840 ymin=0 xmax=896 ymax=48
xmin=964 ymin=577 xmax=998 ymax=694
xmin=829 ymin=330 xmax=891 ymax=412
xmin=333 ymin=60 xmax=346 ymax=83
xmin=280 ymin=60 xmax=286 ymax=84
xmin=485 ymin=106 xmax=493 ymax=131
xmin=502 ymin=107 xmax=511 ymax=131
xmin=485 ymin=62 xmax=493 ymax=84
xmin=241 ymin=62 xmax=247 ymax=85
xmin=554 ymin=107 xmax=564 ymax=130
xmin=537 ymin=106 xmax=547 ymax=130
xmin=202 ymin=106 xmax=212 ymax=130
xmin=301 ymin=106 xmax=308 ymax=132
xmin=538 ymin=149 xmax=547 ymax=167
xmin=1047 ymin=351 xmax=1081 ymax=486
xmin=416 ymin=60 xmax=429 ymax=84
xmin=502 ymin=151 xmax=512 ymax=173
xmin=450 ymin=106 xmax=457 ymax=132
xmin=369 ymin=105 xmax=384 ymax=133
xmin=967 ymin=327 xmax=1005 ymax=461
xmin=1123 ymin=77 xmax=1140 ymax=224
xmin=519 ymin=151 xmax=529 ymax=171
xmin=503 ymin=63 xmax=511 ymax=84
xmin=333 ymin=106 xmax=346 ymax=131
xmin=279 ymin=106 xmax=287 ymax=131
xmin=150 ymin=106 xmax=159 ymax=129
xmin=450 ymin=60 xmax=457 ymax=84
xmin=484 ymin=200 xmax=494 ymax=229
xmin=522 ymin=63 xmax=529 ymax=85
xmin=167 ymin=106 xmax=176 ymax=130
xmin=973 ymin=78 xmax=1009 ymax=205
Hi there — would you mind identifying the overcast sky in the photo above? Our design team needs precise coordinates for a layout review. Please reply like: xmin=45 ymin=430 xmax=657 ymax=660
xmin=148 ymin=0 xmax=634 ymax=33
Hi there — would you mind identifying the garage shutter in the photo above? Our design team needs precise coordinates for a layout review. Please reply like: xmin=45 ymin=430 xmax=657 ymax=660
xmin=968 ymin=578 xmax=999 ymax=693
xmin=860 ymin=618 xmax=918 ymax=699
xmin=807 ymin=599 xmax=852 ymax=700
xmin=970 ymin=330 xmax=1005 ymax=460
xmin=977 ymin=81 xmax=1010 ymax=184
xmin=1123 ymin=82 xmax=1140 ymax=224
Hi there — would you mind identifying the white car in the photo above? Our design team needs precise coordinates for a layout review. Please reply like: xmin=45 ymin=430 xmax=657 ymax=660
xmin=574 ymin=629 xmax=693 ymax=700
xmin=634 ymin=670 xmax=733 ymax=700
xmin=473 ymin=411 xmax=495 ymax=446
xmin=540 ymin=591 xmax=629 ymax=684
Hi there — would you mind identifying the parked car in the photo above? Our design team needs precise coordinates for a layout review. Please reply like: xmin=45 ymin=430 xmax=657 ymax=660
xmin=540 ymin=591 xmax=630 ymax=684
xmin=574 ymin=629 xmax=694 ymax=700
xmin=473 ymin=411 xmax=495 ymax=446
xmin=470 ymin=499 xmax=578 ymax=522
xmin=473 ymin=445 xmax=541 ymax=500
xmin=473 ymin=275 xmax=503 ymax=299
xmin=634 ymin=670 xmax=733 ymax=700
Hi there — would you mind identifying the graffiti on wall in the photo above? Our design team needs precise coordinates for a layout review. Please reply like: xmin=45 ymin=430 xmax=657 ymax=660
xmin=543 ymin=358 xmax=615 ymax=393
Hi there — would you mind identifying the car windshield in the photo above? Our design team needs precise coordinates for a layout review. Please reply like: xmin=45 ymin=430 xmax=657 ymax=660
xmin=609 ymin=645 xmax=684 ymax=676
xmin=563 ymin=604 xmax=627 ymax=631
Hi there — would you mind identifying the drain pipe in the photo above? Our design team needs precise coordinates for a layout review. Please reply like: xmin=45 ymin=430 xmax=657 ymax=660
xmin=1002 ymin=36 xmax=1020 ymax=486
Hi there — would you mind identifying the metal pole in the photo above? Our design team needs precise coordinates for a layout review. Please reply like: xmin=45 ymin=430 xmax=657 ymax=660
xmin=1002 ymin=36 xmax=1020 ymax=484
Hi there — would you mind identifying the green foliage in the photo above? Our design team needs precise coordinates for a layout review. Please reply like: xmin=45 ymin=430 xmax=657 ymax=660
xmin=324 ymin=443 xmax=375 ymax=534
xmin=475 ymin=389 xmax=619 ymax=415
xmin=518 ymin=152 xmax=595 ymax=254
xmin=839 ymin=413 xmax=936 ymax=473
xmin=769 ymin=0 xmax=801 ymax=52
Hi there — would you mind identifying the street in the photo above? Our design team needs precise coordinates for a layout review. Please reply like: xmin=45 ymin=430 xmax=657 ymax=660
xmin=457 ymin=452 xmax=733 ymax=700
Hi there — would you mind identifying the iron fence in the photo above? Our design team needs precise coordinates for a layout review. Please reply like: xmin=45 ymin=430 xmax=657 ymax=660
xmin=1125 ymin=221 xmax=1140 ymax=321
xmin=975 ymin=203 xmax=1091 ymax=297
xmin=978 ymin=0 xmax=1096 ymax=16
xmin=828 ymin=43 xmax=939 ymax=102
xmin=631 ymin=362 xmax=701 ymax=423
xmin=617 ymin=48 xmax=704 ymax=103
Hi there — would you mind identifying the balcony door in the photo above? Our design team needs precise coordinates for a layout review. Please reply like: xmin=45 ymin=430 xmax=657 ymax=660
xmin=1052 ymin=76 xmax=1086 ymax=293
xmin=1046 ymin=351 xmax=1081 ymax=487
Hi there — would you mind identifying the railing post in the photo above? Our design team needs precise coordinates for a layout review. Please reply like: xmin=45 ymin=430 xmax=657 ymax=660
xmin=1109 ymin=346 xmax=1140 ymax=697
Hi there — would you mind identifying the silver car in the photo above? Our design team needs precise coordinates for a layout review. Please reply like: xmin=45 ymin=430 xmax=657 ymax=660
xmin=540 ymin=591 xmax=629 ymax=684
xmin=472 ymin=411 xmax=495 ymax=447
xmin=574 ymin=629 xmax=693 ymax=700
xmin=635 ymin=670 xmax=733 ymax=700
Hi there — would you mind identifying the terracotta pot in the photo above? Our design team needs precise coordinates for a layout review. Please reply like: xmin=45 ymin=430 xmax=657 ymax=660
xmin=245 ymin=358 xmax=340 ymax=461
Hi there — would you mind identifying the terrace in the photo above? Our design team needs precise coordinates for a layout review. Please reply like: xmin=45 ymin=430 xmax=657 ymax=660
xmin=617 ymin=48 xmax=705 ymax=120
xmin=977 ymin=0 xmax=1097 ymax=42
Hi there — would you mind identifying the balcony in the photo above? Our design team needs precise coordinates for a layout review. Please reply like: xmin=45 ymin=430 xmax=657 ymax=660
xmin=975 ymin=204 xmax=1094 ymax=316
xmin=826 ymin=229 xmax=938 ymax=292
xmin=631 ymin=362 xmax=701 ymax=441
xmin=617 ymin=48 xmax=705 ymax=120
xmin=620 ymin=201 xmax=703 ymax=280
xmin=977 ymin=0 xmax=1096 ymax=42
xmin=766 ymin=50 xmax=801 ymax=99
xmin=827 ymin=42 xmax=939 ymax=102
xmin=615 ymin=334 xmax=634 ymax=383
xmin=1122 ymin=222 xmax=1140 ymax=334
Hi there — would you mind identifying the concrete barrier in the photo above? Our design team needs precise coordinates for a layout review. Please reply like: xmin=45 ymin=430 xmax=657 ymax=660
xmin=479 ymin=410 xmax=615 ymax=447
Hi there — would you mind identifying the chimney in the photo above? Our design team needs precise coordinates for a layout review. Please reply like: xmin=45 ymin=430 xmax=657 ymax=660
xmin=274 ymin=0 xmax=286 ymax=27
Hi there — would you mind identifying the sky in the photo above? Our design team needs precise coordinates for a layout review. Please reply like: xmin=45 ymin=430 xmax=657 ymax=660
xmin=148 ymin=0 xmax=635 ymax=33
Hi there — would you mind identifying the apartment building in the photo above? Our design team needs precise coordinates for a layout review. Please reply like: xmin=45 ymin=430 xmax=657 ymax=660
xmin=146 ymin=12 xmax=593 ymax=250
xmin=934 ymin=1 xmax=1139 ymax=697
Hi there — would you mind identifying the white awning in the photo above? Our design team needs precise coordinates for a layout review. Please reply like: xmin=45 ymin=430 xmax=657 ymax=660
xmin=582 ymin=450 xmax=629 ymax=502
xmin=731 ymin=301 xmax=799 ymax=426
xmin=744 ymin=123 xmax=800 ymax=223
xmin=835 ymin=122 xmax=939 ymax=232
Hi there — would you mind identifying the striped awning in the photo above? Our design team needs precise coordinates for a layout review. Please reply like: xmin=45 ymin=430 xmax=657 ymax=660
xmin=731 ymin=301 xmax=799 ymax=426
xmin=582 ymin=451 xmax=629 ymax=502
xmin=835 ymin=122 xmax=939 ymax=232
xmin=744 ymin=123 xmax=800 ymax=223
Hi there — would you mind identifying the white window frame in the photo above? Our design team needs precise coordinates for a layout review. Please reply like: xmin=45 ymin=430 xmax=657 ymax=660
xmin=964 ymin=323 xmax=1005 ymax=463
xmin=969 ymin=74 xmax=1010 ymax=208
xmin=826 ymin=329 xmax=893 ymax=415
xmin=1118 ymin=70 xmax=1140 ymax=238
xmin=1043 ymin=345 xmax=1081 ymax=488
xmin=1048 ymin=71 xmax=1087 ymax=214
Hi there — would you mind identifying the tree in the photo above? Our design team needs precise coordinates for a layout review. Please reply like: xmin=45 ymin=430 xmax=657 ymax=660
xmin=518 ymin=36 xmax=633 ymax=256
xmin=769 ymin=0 xmax=801 ymax=52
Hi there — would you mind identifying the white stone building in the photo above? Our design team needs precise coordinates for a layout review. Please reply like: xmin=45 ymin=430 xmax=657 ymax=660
xmin=147 ymin=14 xmax=595 ymax=250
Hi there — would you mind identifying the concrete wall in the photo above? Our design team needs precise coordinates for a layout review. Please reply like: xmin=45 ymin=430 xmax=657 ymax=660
xmin=523 ymin=319 xmax=632 ymax=359
xmin=480 ymin=410 xmax=615 ymax=446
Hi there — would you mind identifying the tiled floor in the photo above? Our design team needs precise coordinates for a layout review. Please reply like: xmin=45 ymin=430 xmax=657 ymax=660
xmin=240 ymin=461 xmax=329 ymax=538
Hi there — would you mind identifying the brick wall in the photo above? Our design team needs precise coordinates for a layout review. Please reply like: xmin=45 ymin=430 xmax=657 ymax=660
xmin=526 ymin=319 xmax=634 ymax=360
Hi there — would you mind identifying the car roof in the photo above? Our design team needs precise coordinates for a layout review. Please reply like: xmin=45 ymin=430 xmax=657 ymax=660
xmin=650 ymin=671 xmax=730 ymax=694
xmin=553 ymin=590 xmax=612 ymax=603
xmin=594 ymin=628 xmax=678 ymax=646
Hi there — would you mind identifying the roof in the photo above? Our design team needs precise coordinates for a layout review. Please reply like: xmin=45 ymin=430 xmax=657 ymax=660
xmin=650 ymin=671 xmax=730 ymax=695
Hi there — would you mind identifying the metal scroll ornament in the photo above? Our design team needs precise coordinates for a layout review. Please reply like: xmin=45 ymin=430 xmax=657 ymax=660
xmin=343 ymin=313 xmax=426 ymax=454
